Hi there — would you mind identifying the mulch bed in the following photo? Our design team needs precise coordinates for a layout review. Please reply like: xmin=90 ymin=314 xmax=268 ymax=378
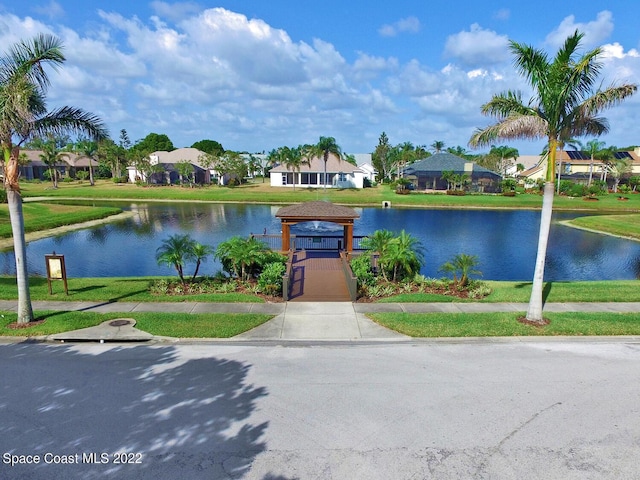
xmin=7 ymin=319 xmax=46 ymax=330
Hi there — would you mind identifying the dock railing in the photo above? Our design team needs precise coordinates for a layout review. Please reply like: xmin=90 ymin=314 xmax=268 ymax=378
xmin=282 ymin=250 xmax=295 ymax=301
xmin=339 ymin=251 xmax=358 ymax=302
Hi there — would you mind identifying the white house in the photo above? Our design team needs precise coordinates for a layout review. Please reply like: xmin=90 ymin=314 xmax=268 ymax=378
xmin=269 ymin=153 xmax=365 ymax=189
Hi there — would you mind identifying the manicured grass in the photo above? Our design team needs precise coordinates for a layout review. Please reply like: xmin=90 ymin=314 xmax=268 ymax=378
xmin=565 ymin=213 xmax=640 ymax=240
xmin=368 ymin=311 xmax=640 ymax=337
xmin=2 ymin=277 xmax=638 ymax=304
xmin=0 ymin=202 xmax=122 ymax=238
xmin=0 ymin=276 xmax=265 ymax=303
xmin=19 ymin=179 xmax=640 ymax=212
xmin=0 ymin=310 xmax=273 ymax=338
xmin=377 ymin=280 xmax=640 ymax=303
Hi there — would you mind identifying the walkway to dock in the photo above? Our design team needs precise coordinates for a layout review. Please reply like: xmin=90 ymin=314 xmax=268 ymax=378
xmin=288 ymin=251 xmax=351 ymax=302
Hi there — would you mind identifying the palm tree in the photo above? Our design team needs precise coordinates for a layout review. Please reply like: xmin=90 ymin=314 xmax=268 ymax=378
xmin=489 ymin=145 xmax=519 ymax=176
xmin=308 ymin=136 xmax=343 ymax=189
xmin=360 ymin=229 xmax=395 ymax=281
xmin=1 ymin=34 xmax=108 ymax=324
xmin=386 ymin=230 xmax=424 ymax=282
xmin=155 ymin=234 xmax=197 ymax=284
xmin=469 ymin=30 xmax=636 ymax=324
xmin=75 ymin=137 xmax=98 ymax=186
xmin=191 ymin=242 xmax=213 ymax=281
xmin=439 ymin=253 xmax=481 ymax=287
xmin=281 ymin=146 xmax=310 ymax=190
xmin=430 ymin=140 xmax=445 ymax=154
xmin=215 ymin=236 xmax=269 ymax=281
xmin=581 ymin=139 xmax=606 ymax=186
xmin=38 ymin=138 xmax=69 ymax=188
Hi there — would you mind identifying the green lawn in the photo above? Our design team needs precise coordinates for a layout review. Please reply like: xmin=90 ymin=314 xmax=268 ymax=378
xmin=0 ymin=310 xmax=273 ymax=338
xmin=368 ymin=311 xmax=640 ymax=337
xmin=18 ymin=179 xmax=640 ymax=212
xmin=564 ymin=213 xmax=640 ymax=240
xmin=0 ymin=202 xmax=122 ymax=238
xmin=0 ymin=276 xmax=265 ymax=303
xmin=378 ymin=280 xmax=640 ymax=303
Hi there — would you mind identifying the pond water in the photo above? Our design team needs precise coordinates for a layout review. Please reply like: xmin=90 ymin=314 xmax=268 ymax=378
xmin=1 ymin=202 xmax=640 ymax=281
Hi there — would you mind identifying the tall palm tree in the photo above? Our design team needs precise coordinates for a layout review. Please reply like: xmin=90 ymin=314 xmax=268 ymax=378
xmin=75 ymin=137 xmax=98 ymax=186
xmin=281 ymin=145 xmax=309 ymax=190
xmin=469 ymin=30 xmax=636 ymax=324
xmin=430 ymin=140 xmax=445 ymax=154
xmin=39 ymin=138 xmax=69 ymax=188
xmin=582 ymin=139 xmax=606 ymax=186
xmin=1 ymin=34 xmax=108 ymax=324
xmin=308 ymin=136 xmax=343 ymax=189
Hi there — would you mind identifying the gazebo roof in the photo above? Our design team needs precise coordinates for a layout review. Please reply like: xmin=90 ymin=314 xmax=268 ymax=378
xmin=275 ymin=201 xmax=360 ymax=221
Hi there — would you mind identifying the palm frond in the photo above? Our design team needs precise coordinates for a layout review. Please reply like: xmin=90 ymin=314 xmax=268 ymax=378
xmin=31 ymin=106 xmax=109 ymax=141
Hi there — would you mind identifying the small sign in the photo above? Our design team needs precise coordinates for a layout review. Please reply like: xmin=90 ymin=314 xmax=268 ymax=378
xmin=45 ymin=252 xmax=68 ymax=295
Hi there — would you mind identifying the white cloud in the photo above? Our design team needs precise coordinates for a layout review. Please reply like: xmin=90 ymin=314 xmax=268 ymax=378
xmin=493 ymin=9 xmax=510 ymax=21
xmin=150 ymin=1 xmax=201 ymax=22
xmin=378 ymin=16 xmax=420 ymax=37
xmin=32 ymin=0 xmax=64 ymax=19
xmin=545 ymin=11 xmax=614 ymax=48
xmin=444 ymin=24 xmax=510 ymax=67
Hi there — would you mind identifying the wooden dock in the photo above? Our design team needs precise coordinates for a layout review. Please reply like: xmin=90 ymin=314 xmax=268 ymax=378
xmin=287 ymin=251 xmax=352 ymax=302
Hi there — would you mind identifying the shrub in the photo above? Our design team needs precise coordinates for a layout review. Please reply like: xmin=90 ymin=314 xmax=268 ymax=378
xmin=568 ymin=183 xmax=587 ymax=197
xmin=0 ymin=188 xmax=6 ymax=204
xmin=76 ymin=171 xmax=89 ymax=181
xmin=350 ymin=254 xmax=376 ymax=287
xmin=257 ymin=262 xmax=286 ymax=295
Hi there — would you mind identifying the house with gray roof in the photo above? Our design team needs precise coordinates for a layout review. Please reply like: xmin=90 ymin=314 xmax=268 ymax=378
xmin=403 ymin=152 xmax=502 ymax=192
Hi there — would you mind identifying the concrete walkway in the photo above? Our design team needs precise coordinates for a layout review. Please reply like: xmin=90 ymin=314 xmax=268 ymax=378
xmin=3 ymin=300 xmax=640 ymax=343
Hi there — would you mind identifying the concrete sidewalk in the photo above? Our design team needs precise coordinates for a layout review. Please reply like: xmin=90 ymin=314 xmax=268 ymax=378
xmin=3 ymin=300 xmax=640 ymax=343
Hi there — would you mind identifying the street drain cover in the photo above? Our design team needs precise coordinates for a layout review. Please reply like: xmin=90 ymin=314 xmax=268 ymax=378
xmin=109 ymin=319 xmax=132 ymax=327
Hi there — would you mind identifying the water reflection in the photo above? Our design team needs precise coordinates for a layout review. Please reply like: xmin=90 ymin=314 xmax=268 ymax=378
xmin=1 ymin=203 xmax=639 ymax=281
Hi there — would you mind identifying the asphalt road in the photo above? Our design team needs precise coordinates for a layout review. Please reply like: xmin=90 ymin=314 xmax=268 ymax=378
xmin=1 ymin=340 xmax=639 ymax=479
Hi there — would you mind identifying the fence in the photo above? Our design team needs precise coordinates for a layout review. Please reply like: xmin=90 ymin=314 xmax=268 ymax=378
xmin=251 ymin=234 xmax=367 ymax=251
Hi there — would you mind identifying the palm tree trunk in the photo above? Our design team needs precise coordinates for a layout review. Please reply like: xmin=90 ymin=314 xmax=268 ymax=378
xmin=7 ymin=188 xmax=34 ymax=323
xmin=89 ymin=159 xmax=95 ymax=186
xmin=526 ymin=181 xmax=554 ymax=323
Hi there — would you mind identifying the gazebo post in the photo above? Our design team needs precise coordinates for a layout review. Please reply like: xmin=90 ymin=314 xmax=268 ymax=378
xmin=281 ymin=222 xmax=291 ymax=251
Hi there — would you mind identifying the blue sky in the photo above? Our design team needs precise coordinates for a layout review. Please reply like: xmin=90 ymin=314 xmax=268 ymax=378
xmin=3 ymin=1 xmax=640 ymax=155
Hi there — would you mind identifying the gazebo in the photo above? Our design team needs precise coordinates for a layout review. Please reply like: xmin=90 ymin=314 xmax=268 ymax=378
xmin=275 ymin=201 xmax=360 ymax=252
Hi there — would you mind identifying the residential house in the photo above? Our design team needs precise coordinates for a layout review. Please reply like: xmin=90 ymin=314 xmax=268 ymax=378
xmin=127 ymin=147 xmax=210 ymax=184
xmin=402 ymin=152 xmax=502 ymax=192
xmin=269 ymin=153 xmax=365 ymax=189
xmin=518 ymin=148 xmax=640 ymax=187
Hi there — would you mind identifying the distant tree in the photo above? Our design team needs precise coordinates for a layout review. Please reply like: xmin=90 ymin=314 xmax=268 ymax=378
xmin=430 ymin=140 xmax=446 ymax=153
xmin=74 ymin=137 xmax=98 ymax=185
xmin=372 ymin=132 xmax=393 ymax=183
xmin=175 ymin=160 xmax=194 ymax=186
xmin=132 ymin=133 xmax=174 ymax=154
xmin=39 ymin=137 xmax=69 ymax=188
xmin=306 ymin=136 xmax=343 ymax=188
xmin=489 ymin=145 xmax=519 ymax=175
xmin=191 ymin=139 xmax=224 ymax=156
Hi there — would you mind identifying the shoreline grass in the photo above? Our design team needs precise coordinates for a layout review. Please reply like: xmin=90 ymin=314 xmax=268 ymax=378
xmin=0 ymin=202 xmax=122 ymax=238
xmin=563 ymin=213 xmax=640 ymax=241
